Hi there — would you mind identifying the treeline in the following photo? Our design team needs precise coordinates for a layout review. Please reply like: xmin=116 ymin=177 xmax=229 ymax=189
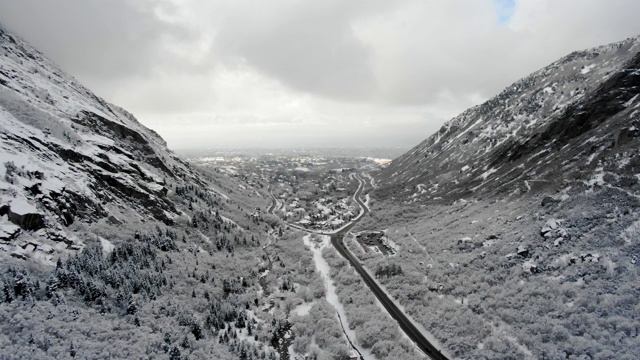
xmin=175 ymin=184 xmax=221 ymax=209
xmin=1 ymin=224 xmax=285 ymax=359
xmin=1 ymin=227 xmax=181 ymax=310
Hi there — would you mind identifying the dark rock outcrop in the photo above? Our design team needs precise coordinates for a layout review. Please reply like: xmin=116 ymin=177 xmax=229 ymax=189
xmin=2 ymin=200 xmax=45 ymax=231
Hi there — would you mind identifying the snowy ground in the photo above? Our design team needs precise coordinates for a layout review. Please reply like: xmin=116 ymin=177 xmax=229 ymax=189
xmin=361 ymin=266 xmax=453 ymax=359
xmin=302 ymin=234 xmax=378 ymax=360
xmin=291 ymin=302 xmax=314 ymax=317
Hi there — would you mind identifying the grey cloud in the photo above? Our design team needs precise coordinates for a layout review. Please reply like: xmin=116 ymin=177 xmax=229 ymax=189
xmin=4 ymin=0 xmax=639 ymax=109
xmin=1 ymin=0 xmax=640 ymax=149
xmin=0 ymin=0 xmax=192 ymax=82
xmin=359 ymin=0 xmax=640 ymax=106
xmin=212 ymin=0 xmax=390 ymax=102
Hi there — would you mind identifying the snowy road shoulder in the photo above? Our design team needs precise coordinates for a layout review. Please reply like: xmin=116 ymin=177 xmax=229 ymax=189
xmin=302 ymin=234 xmax=378 ymax=360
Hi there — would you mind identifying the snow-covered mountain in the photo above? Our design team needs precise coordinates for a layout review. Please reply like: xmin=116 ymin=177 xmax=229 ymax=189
xmin=358 ymin=35 xmax=640 ymax=359
xmin=0 ymin=25 xmax=293 ymax=360
xmin=377 ymin=36 xmax=640 ymax=202
xmin=0 ymin=25 xmax=218 ymax=261
xmin=3 ymin=19 xmax=640 ymax=359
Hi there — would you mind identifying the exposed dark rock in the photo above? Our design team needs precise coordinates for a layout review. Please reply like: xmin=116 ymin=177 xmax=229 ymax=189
xmin=93 ymin=172 xmax=175 ymax=224
xmin=543 ymin=53 xmax=640 ymax=147
xmin=541 ymin=196 xmax=558 ymax=207
xmin=527 ymin=265 xmax=540 ymax=274
xmin=10 ymin=251 xmax=27 ymax=260
xmin=72 ymin=110 xmax=155 ymax=156
xmin=6 ymin=201 xmax=45 ymax=231
xmin=147 ymin=155 xmax=176 ymax=177
xmin=107 ymin=215 xmax=122 ymax=225
xmin=517 ymin=246 xmax=529 ymax=258
xmin=62 ymin=191 xmax=107 ymax=223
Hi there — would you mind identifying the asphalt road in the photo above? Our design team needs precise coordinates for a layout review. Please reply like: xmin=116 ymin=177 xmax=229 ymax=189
xmin=270 ymin=174 xmax=449 ymax=360
xmin=267 ymin=186 xmax=277 ymax=214
xmin=330 ymin=174 xmax=448 ymax=360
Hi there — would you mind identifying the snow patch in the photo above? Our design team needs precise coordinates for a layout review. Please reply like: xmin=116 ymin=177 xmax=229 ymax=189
xmin=8 ymin=198 xmax=40 ymax=216
xmin=99 ymin=237 xmax=115 ymax=255
xmin=580 ymin=64 xmax=596 ymax=74
xmin=291 ymin=302 xmax=314 ymax=317
xmin=624 ymin=94 xmax=639 ymax=107
xmin=480 ymin=168 xmax=498 ymax=180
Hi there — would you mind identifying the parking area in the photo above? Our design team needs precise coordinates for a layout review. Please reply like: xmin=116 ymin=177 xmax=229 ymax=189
xmin=355 ymin=231 xmax=395 ymax=255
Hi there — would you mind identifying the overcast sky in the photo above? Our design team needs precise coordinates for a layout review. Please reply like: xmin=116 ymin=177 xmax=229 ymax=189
xmin=1 ymin=0 xmax=640 ymax=150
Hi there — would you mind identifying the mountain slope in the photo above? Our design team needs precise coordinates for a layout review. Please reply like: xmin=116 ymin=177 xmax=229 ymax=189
xmin=352 ymin=36 xmax=640 ymax=359
xmin=0 ymin=25 xmax=217 ymax=258
xmin=0 ymin=25 xmax=306 ymax=360
xmin=376 ymin=36 xmax=640 ymax=202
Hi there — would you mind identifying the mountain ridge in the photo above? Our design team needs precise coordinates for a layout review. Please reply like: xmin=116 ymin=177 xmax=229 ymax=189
xmin=353 ymin=33 xmax=640 ymax=359
xmin=0 ymin=23 xmax=229 ymax=261
xmin=376 ymin=34 xmax=640 ymax=203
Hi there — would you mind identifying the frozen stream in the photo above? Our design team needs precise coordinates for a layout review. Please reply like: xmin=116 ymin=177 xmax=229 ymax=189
xmin=303 ymin=234 xmax=378 ymax=360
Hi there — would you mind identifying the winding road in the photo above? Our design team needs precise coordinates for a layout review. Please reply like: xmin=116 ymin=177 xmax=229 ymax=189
xmin=269 ymin=173 xmax=449 ymax=360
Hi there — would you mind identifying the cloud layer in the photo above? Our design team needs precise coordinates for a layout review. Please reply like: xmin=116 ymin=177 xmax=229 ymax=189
xmin=1 ymin=0 xmax=639 ymax=149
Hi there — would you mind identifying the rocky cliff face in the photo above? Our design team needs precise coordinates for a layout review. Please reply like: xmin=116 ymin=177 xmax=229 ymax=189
xmin=0 ymin=25 xmax=207 ymax=262
xmin=377 ymin=36 xmax=640 ymax=203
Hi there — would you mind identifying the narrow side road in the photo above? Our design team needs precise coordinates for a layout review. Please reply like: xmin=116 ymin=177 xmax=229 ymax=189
xmin=270 ymin=173 xmax=449 ymax=360
xmin=266 ymin=185 xmax=278 ymax=214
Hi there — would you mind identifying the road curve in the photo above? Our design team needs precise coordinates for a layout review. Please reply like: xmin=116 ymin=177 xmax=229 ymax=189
xmin=331 ymin=174 xmax=449 ymax=360
xmin=271 ymin=173 xmax=449 ymax=360
xmin=267 ymin=186 xmax=277 ymax=214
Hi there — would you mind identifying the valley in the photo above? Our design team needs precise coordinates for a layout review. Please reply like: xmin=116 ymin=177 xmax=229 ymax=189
xmin=186 ymin=149 xmax=441 ymax=359
xmin=1 ymin=18 xmax=639 ymax=360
